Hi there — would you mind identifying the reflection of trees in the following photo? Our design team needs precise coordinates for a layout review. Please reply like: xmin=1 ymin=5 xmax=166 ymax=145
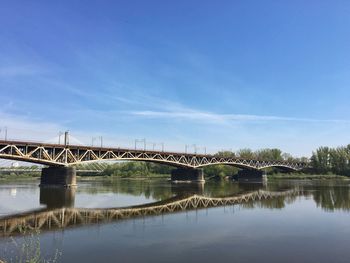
xmin=201 ymin=180 xmax=271 ymax=197
xmin=241 ymin=195 xmax=298 ymax=210
xmin=77 ymin=178 xmax=350 ymax=212
xmin=79 ymin=179 xmax=174 ymax=201
xmin=312 ymin=184 xmax=350 ymax=212
xmin=260 ymin=195 xmax=298 ymax=209
xmin=202 ymin=180 xmax=243 ymax=197
xmin=260 ymin=180 xmax=350 ymax=211
xmin=271 ymin=180 xmax=350 ymax=212
xmin=77 ymin=179 xmax=269 ymax=201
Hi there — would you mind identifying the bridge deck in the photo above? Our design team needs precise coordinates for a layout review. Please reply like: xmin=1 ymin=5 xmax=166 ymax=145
xmin=0 ymin=140 xmax=306 ymax=170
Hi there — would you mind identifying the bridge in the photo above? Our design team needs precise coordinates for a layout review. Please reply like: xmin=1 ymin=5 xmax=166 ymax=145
xmin=0 ymin=139 xmax=307 ymax=185
xmin=0 ymin=189 xmax=297 ymax=237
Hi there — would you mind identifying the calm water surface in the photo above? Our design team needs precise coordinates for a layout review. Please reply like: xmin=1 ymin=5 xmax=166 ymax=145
xmin=1 ymin=178 xmax=350 ymax=262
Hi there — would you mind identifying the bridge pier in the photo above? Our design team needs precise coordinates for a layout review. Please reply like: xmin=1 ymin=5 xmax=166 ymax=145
xmin=234 ymin=169 xmax=267 ymax=183
xmin=40 ymin=166 xmax=77 ymax=187
xmin=171 ymin=168 xmax=205 ymax=183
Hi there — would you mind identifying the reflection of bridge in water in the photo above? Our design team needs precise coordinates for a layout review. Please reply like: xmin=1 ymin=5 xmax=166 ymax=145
xmin=0 ymin=189 xmax=297 ymax=237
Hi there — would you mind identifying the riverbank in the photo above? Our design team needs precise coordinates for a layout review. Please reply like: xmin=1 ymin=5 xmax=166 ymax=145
xmin=0 ymin=174 xmax=39 ymax=182
xmin=267 ymin=173 xmax=348 ymax=180
xmin=0 ymin=173 xmax=170 ymax=182
xmin=1 ymin=172 xmax=348 ymax=182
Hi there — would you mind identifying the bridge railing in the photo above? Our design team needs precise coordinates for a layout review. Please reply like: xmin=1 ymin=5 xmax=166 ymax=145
xmin=0 ymin=139 xmax=308 ymax=167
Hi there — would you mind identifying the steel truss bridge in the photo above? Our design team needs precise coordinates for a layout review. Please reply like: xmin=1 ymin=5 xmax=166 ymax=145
xmin=0 ymin=140 xmax=306 ymax=171
xmin=0 ymin=189 xmax=297 ymax=236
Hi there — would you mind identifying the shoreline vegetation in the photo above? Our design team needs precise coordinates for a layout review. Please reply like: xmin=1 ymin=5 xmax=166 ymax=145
xmin=1 ymin=145 xmax=350 ymax=181
xmin=1 ymin=226 xmax=61 ymax=263
xmin=266 ymin=173 xmax=347 ymax=180
xmin=0 ymin=173 xmax=348 ymax=182
xmin=0 ymin=169 xmax=348 ymax=182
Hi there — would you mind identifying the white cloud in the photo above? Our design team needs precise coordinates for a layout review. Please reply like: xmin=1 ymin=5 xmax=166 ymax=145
xmin=131 ymin=110 xmax=228 ymax=124
xmin=1 ymin=92 xmax=350 ymax=158
xmin=129 ymin=109 xmax=350 ymax=125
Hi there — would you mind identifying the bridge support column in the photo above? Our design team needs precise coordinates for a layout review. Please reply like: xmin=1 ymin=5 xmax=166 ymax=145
xmin=171 ymin=168 xmax=205 ymax=183
xmin=40 ymin=166 xmax=77 ymax=187
xmin=234 ymin=170 xmax=266 ymax=182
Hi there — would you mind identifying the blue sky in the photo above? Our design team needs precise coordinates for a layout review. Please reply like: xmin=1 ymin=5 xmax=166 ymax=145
xmin=1 ymin=1 xmax=350 ymax=156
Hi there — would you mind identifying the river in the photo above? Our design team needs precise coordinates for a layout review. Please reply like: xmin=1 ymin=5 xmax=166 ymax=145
xmin=1 ymin=178 xmax=350 ymax=262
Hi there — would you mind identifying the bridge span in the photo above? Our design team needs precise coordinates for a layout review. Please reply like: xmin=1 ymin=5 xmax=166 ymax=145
xmin=0 ymin=139 xmax=307 ymax=185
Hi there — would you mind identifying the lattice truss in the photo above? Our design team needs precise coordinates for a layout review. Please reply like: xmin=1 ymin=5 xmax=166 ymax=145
xmin=0 ymin=189 xmax=297 ymax=236
xmin=0 ymin=140 xmax=306 ymax=170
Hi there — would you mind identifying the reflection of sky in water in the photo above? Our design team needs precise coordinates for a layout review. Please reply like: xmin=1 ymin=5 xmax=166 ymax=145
xmin=0 ymin=183 xmax=45 ymax=216
xmin=2 ymin=179 xmax=350 ymax=217
xmin=2 ymin=195 xmax=350 ymax=263
xmin=0 ymin=180 xmax=159 ymax=216
xmin=1 ymin=179 xmax=350 ymax=262
xmin=74 ymin=192 xmax=155 ymax=208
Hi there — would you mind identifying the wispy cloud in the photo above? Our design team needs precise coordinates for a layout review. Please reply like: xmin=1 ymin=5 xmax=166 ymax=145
xmin=0 ymin=111 xmax=139 ymax=148
xmin=0 ymin=65 xmax=48 ymax=77
xmin=129 ymin=109 xmax=350 ymax=124
xmin=56 ymin=88 xmax=350 ymax=126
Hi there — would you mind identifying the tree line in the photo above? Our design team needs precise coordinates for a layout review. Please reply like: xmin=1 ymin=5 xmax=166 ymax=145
xmin=215 ymin=148 xmax=308 ymax=162
xmin=100 ymin=161 xmax=172 ymax=177
xmin=310 ymin=145 xmax=350 ymax=176
xmin=99 ymin=148 xmax=308 ymax=178
xmin=91 ymin=145 xmax=350 ymax=178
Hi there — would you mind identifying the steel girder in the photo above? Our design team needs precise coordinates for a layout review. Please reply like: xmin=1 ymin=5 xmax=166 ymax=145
xmin=0 ymin=140 xmax=306 ymax=170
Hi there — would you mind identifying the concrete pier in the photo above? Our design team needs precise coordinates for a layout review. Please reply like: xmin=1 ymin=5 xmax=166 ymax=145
xmin=234 ymin=169 xmax=267 ymax=182
xmin=171 ymin=168 xmax=205 ymax=182
xmin=40 ymin=166 xmax=77 ymax=187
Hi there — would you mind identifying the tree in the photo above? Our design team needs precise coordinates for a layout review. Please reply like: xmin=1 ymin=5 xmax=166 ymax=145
xmin=214 ymin=151 xmax=236 ymax=158
xmin=236 ymin=148 xmax=255 ymax=159
xmin=310 ymin=147 xmax=331 ymax=174
xmin=255 ymin=148 xmax=282 ymax=161
xmin=329 ymin=147 xmax=350 ymax=176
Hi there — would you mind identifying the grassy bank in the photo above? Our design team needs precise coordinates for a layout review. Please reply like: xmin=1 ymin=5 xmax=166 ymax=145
xmin=0 ymin=173 xmax=40 ymax=181
xmin=267 ymin=173 xmax=348 ymax=180
xmin=1 ymin=171 xmax=349 ymax=182
xmin=76 ymin=173 xmax=350 ymax=181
